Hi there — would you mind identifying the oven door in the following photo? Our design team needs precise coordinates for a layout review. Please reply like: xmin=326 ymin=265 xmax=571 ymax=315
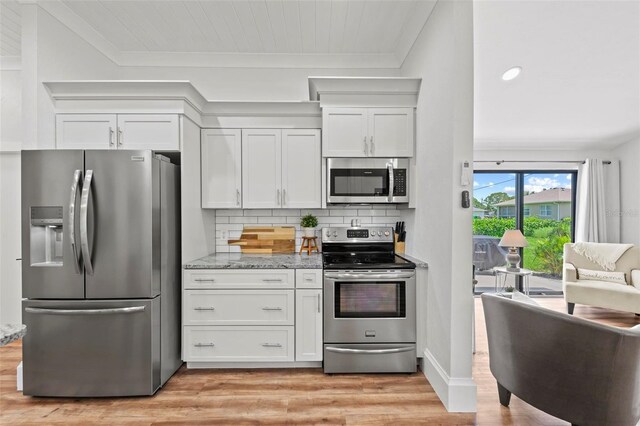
xmin=323 ymin=270 xmax=416 ymax=343
xmin=327 ymin=158 xmax=409 ymax=204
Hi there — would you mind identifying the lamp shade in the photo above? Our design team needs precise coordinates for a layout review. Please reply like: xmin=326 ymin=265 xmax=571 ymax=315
xmin=498 ymin=229 xmax=528 ymax=248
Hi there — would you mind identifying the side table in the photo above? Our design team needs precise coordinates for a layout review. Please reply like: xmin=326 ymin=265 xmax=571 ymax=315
xmin=493 ymin=267 xmax=532 ymax=295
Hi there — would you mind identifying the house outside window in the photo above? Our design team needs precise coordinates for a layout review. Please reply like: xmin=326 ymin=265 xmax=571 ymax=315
xmin=499 ymin=206 xmax=515 ymax=218
xmin=524 ymin=207 xmax=530 ymax=217
xmin=540 ymin=204 xmax=552 ymax=217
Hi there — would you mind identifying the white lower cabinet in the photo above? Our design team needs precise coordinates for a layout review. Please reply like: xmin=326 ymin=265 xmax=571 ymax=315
xmin=295 ymin=289 xmax=323 ymax=361
xmin=183 ymin=268 xmax=323 ymax=365
xmin=184 ymin=326 xmax=294 ymax=362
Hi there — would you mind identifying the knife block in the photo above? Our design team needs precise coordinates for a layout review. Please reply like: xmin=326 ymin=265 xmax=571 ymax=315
xmin=394 ymin=233 xmax=405 ymax=254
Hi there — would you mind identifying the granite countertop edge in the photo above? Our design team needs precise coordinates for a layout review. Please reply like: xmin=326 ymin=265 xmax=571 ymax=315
xmin=184 ymin=253 xmax=323 ymax=269
xmin=397 ymin=254 xmax=429 ymax=268
xmin=0 ymin=324 xmax=26 ymax=347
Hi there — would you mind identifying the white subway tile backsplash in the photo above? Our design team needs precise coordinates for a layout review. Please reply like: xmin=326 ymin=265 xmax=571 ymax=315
xmin=213 ymin=206 xmax=398 ymax=251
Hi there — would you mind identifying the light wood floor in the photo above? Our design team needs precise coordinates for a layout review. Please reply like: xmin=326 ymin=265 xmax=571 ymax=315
xmin=1 ymin=298 xmax=637 ymax=425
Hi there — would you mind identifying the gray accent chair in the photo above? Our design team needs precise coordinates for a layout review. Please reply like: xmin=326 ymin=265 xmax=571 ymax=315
xmin=482 ymin=293 xmax=640 ymax=426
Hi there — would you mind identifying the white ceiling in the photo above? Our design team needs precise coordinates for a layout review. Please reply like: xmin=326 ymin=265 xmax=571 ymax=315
xmin=474 ymin=0 xmax=640 ymax=151
xmin=7 ymin=0 xmax=437 ymax=68
xmin=0 ymin=0 xmax=21 ymax=57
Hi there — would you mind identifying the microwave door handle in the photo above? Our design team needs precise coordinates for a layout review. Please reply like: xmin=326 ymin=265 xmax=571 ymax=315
xmin=80 ymin=169 xmax=94 ymax=275
xmin=387 ymin=163 xmax=395 ymax=202
xmin=69 ymin=169 xmax=82 ymax=274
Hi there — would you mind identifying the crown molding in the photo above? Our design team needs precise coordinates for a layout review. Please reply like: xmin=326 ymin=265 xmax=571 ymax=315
xmin=308 ymin=76 xmax=422 ymax=107
xmin=474 ymin=133 xmax=640 ymax=151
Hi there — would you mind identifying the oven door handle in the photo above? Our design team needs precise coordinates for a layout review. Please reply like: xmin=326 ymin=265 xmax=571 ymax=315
xmin=325 ymin=346 xmax=414 ymax=355
xmin=324 ymin=272 xmax=415 ymax=280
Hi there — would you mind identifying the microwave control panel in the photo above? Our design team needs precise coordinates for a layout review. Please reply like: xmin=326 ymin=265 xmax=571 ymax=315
xmin=393 ymin=170 xmax=407 ymax=196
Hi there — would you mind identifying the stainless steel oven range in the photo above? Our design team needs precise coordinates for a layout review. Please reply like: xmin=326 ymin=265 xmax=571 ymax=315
xmin=322 ymin=226 xmax=417 ymax=373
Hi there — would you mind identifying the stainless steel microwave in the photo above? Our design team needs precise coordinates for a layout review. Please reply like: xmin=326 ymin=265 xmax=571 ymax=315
xmin=327 ymin=158 xmax=410 ymax=204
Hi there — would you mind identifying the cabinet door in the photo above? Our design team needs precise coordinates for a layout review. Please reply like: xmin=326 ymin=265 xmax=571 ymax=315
xmin=322 ymin=108 xmax=368 ymax=157
xmin=201 ymin=129 xmax=242 ymax=208
xmin=295 ymin=289 xmax=323 ymax=361
xmin=56 ymin=114 xmax=116 ymax=149
xmin=281 ymin=129 xmax=321 ymax=208
xmin=242 ymin=129 xmax=282 ymax=208
xmin=367 ymin=108 xmax=414 ymax=157
xmin=116 ymin=114 xmax=179 ymax=150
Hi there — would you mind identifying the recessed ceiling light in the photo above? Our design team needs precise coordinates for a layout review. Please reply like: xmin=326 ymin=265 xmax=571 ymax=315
xmin=502 ymin=66 xmax=522 ymax=81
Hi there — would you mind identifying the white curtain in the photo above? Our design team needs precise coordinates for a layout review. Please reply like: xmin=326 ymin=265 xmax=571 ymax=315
xmin=575 ymin=159 xmax=611 ymax=242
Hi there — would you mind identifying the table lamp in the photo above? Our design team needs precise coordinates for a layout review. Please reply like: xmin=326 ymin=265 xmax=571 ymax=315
xmin=498 ymin=229 xmax=528 ymax=272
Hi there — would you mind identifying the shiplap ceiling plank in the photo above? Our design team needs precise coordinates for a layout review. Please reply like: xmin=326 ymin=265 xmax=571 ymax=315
xmin=265 ymin=0 xmax=289 ymax=53
xmin=315 ymin=0 xmax=332 ymax=53
xmin=298 ymin=0 xmax=316 ymax=53
xmin=328 ymin=0 xmax=348 ymax=53
xmin=341 ymin=1 xmax=365 ymax=53
xmin=62 ymin=1 xmax=145 ymax=52
xmin=1 ymin=0 xmax=438 ymax=67
xmin=282 ymin=0 xmax=303 ymax=53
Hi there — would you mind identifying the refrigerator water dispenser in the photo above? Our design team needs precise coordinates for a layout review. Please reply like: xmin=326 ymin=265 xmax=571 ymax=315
xmin=30 ymin=206 xmax=64 ymax=266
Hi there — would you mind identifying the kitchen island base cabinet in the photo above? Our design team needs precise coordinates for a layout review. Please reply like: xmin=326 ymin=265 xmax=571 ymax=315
xmin=184 ymin=326 xmax=294 ymax=362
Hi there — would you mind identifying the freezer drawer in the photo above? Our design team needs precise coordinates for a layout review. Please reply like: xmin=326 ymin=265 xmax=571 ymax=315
xmin=323 ymin=343 xmax=416 ymax=373
xmin=22 ymin=298 xmax=160 ymax=397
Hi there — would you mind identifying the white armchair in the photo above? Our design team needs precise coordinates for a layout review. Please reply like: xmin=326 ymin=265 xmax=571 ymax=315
xmin=563 ymin=243 xmax=640 ymax=315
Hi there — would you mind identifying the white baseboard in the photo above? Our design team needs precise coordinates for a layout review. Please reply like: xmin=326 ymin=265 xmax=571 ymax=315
xmin=423 ymin=349 xmax=476 ymax=412
xmin=17 ymin=361 xmax=23 ymax=392
xmin=187 ymin=361 xmax=322 ymax=369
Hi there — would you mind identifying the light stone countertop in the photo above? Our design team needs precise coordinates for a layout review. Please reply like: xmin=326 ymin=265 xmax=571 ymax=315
xmin=397 ymin=254 xmax=429 ymax=268
xmin=0 ymin=324 xmax=26 ymax=347
xmin=184 ymin=253 xmax=323 ymax=269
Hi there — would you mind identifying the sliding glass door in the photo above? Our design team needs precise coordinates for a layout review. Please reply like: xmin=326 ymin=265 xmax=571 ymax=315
xmin=473 ymin=171 xmax=577 ymax=295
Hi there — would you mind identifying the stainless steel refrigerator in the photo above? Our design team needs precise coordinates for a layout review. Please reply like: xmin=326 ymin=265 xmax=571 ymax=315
xmin=21 ymin=150 xmax=182 ymax=397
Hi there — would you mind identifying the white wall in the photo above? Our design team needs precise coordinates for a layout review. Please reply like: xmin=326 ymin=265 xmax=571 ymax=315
xmin=1 ymin=70 xmax=22 ymax=152
xmin=399 ymin=0 xmax=476 ymax=412
xmin=612 ymin=138 xmax=640 ymax=244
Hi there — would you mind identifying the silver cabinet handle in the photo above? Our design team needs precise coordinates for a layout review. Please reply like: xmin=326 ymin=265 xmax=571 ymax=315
xmin=282 ymin=189 xmax=286 ymax=206
xmin=194 ymin=278 xmax=215 ymax=282
xmin=304 ymin=277 xmax=314 ymax=282
xmin=261 ymin=343 xmax=282 ymax=348
xmin=80 ymin=169 xmax=94 ymax=275
xmin=25 ymin=306 xmax=145 ymax=315
xmin=387 ymin=162 xmax=395 ymax=202
xmin=109 ymin=127 xmax=114 ymax=147
xmin=317 ymin=293 xmax=321 ymax=313
xmin=324 ymin=272 xmax=415 ymax=280
xmin=117 ymin=127 xmax=123 ymax=147
xmin=262 ymin=278 xmax=283 ymax=282
xmin=69 ymin=169 xmax=82 ymax=274
xmin=262 ymin=307 xmax=283 ymax=311
xmin=325 ymin=346 xmax=414 ymax=355
xmin=363 ymin=136 xmax=368 ymax=155
xmin=194 ymin=307 xmax=216 ymax=311
xmin=236 ymin=189 xmax=240 ymax=206
xmin=276 ymin=189 xmax=281 ymax=206
xmin=194 ymin=343 xmax=215 ymax=347
xmin=370 ymin=136 xmax=374 ymax=156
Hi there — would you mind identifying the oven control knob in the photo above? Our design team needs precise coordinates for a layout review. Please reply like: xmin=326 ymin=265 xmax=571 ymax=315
xmin=333 ymin=231 xmax=338 ymax=237
xmin=384 ymin=231 xmax=390 ymax=236
xmin=325 ymin=230 xmax=331 ymax=237
xmin=378 ymin=231 xmax=383 ymax=236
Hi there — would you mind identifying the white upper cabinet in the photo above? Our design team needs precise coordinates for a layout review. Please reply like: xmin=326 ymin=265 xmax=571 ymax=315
xmin=201 ymin=129 xmax=242 ymax=209
xmin=281 ymin=129 xmax=321 ymax=208
xmin=368 ymin=108 xmax=414 ymax=157
xmin=116 ymin=115 xmax=179 ymax=150
xmin=322 ymin=108 xmax=368 ymax=157
xmin=322 ymin=107 xmax=414 ymax=157
xmin=56 ymin=114 xmax=117 ymax=149
xmin=56 ymin=114 xmax=179 ymax=150
xmin=242 ymin=129 xmax=282 ymax=209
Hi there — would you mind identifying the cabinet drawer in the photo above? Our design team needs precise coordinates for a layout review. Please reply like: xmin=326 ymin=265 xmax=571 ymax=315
xmin=184 ymin=290 xmax=294 ymax=325
xmin=184 ymin=326 xmax=294 ymax=362
xmin=296 ymin=269 xmax=323 ymax=289
xmin=184 ymin=269 xmax=294 ymax=289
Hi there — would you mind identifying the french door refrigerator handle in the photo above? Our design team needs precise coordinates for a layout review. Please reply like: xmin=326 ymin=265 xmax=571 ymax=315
xmin=25 ymin=306 xmax=145 ymax=315
xmin=387 ymin=162 xmax=395 ymax=202
xmin=80 ymin=169 xmax=94 ymax=275
xmin=69 ymin=169 xmax=82 ymax=273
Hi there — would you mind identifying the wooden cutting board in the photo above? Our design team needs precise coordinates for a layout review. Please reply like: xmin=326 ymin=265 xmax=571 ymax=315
xmin=228 ymin=226 xmax=296 ymax=254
